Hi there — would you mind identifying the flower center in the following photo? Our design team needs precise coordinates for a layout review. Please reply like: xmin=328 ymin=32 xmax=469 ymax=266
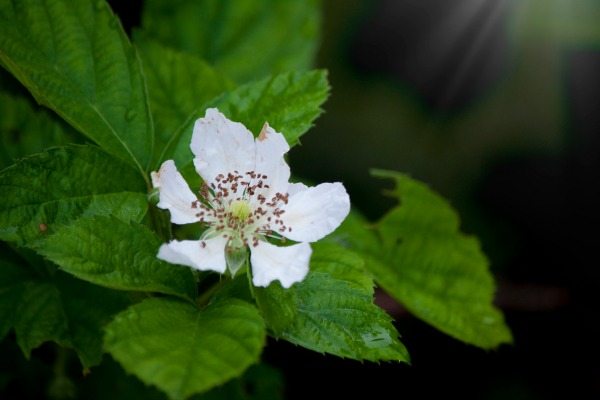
xmin=193 ymin=169 xmax=293 ymax=251
xmin=229 ymin=200 xmax=251 ymax=221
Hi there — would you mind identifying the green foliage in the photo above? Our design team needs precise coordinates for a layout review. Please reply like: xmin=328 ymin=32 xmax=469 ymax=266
xmin=0 ymin=92 xmax=80 ymax=169
xmin=0 ymin=0 xmax=154 ymax=175
xmin=140 ymin=0 xmax=320 ymax=83
xmin=104 ymin=297 xmax=266 ymax=399
xmin=0 ymin=145 xmax=147 ymax=247
xmin=209 ymin=71 xmax=329 ymax=146
xmin=0 ymin=250 xmax=130 ymax=367
xmin=170 ymin=70 xmax=330 ymax=166
xmin=40 ymin=216 xmax=197 ymax=300
xmin=332 ymin=171 xmax=512 ymax=348
xmin=135 ymin=39 xmax=234 ymax=166
xmin=255 ymin=242 xmax=409 ymax=362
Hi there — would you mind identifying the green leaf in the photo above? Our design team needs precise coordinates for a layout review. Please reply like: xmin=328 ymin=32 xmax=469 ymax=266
xmin=0 ymin=92 xmax=80 ymax=169
xmin=40 ymin=216 xmax=197 ymax=300
xmin=362 ymin=170 xmax=512 ymax=348
xmin=0 ymin=145 xmax=147 ymax=247
xmin=140 ymin=0 xmax=321 ymax=83
xmin=78 ymin=358 xmax=282 ymax=400
xmin=135 ymin=39 xmax=234 ymax=166
xmin=170 ymin=70 xmax=330 ymax=166
xmin=254 ymin=242 xmax=409 ymax=363
xmin=0 ymin=253 xmax=130 ymax=367
xmin=105 ymin=297 xmax=266 ymax=400
xmin=0 ymin=0 xmax=154 ymax=175
xmin=197 ymin=363 xmax=283 ymax=400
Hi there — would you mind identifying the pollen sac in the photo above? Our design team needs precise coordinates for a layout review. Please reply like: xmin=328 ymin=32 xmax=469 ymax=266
xmin=225 ymin=238 xmax=248 ymax=277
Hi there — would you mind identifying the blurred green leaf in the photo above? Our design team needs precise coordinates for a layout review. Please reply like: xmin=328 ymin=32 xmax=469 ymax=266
xmin=135 ymin=39 xmax=234 ymax=166
xmin=0 ymin=145 xmax=147 ymax=247
xmin=40 ymin=216 xmax=197 ymax=300
xmin=0 ymin=0 xmax=154 ymax=175
xmin=341 ymin=171 xmax=512 ymax=349
xmin=140 ymin=0 xmax=321 ymax=83
xmin=105 ymin=297 xmax=265 ymax=399
xmin=255 ymin=242 xmax=409 ymax=363
xmin=171 ymin=70 xmax=330 ymax=167
xmin=0 ymin=92 xmax=81 ymax=169
xmin=513 ymin=0 xmax=600 ymax=45
xmin=0 ymin=253 xmax=130 ymax=367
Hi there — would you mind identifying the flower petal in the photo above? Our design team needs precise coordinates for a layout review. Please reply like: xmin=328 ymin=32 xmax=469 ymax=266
xmin=287 ymin=182 xmax=308 ymax=196
xmin=191 ymin=108 xmax=255 ymax=185
xmin=281 ymin=182 xmax=350 ymax=243
xmin=152 ymin=160 xmax=200 ymax=225
xmin=250 ymin=241 xmax=312 ymax=288
xmin=253 ymin=123 xmax=290 ymax=198
xmin=157 ymin=236 xmax=227 ymax=273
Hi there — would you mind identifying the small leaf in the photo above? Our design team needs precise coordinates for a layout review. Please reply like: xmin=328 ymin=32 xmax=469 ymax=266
xmin=0 ymin=145 xmax=147 ymax=247
xmin=135 ymin=38 xmax=233 ymax=166
xmin=0 ymin=91 xmax=80 ymax=169
xmin=170 ymin=70 xmax=330 ymax=166
xmin=105 ymin=297 xmax=266 ymax=399
xmin=0 ymin=0 xmax=154 ymax=174
xmin=0 ymin=253 xmax=130 ymax=367
xmin=140 ymin=0 xmax=321 ymax=82
xmin=359 ymin=170 xmax=512 ymax=349
xmin=255 ymin=243 xmax=409 ymax=362
xmin=40 ymin=216 xmax=197 ymax=300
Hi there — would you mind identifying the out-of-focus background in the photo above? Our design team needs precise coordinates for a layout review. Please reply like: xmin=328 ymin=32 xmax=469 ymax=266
xmin=283 ymin=1 xmax=600 ymax=398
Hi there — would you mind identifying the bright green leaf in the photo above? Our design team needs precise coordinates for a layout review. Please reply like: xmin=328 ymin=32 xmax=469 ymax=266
xmin=105 ymin=297 xmax=266 ymax=399
xmin=254 ymin=242 xmax=409 ymax=363
xmin=361 ymin=170 xmax=512 ymax=348
xmin=40 ymin=216 xmax=197 ymax=300
xmin=140 ymin=0 xmax=321 ymax=83
xmin=0 ymin=92 xmax=80 ymax=169
xmin=135 ymin=38 xmax=233 ymax=166
xmin=0 ymin=145 xmax=147 ymax=247
xmin=170 ymin=70 xmax=330 ymax=166
xmin=0 ymin=253 xmax=130 ymax=367
xmin=0 ymin=0 xmax=154 ymax=175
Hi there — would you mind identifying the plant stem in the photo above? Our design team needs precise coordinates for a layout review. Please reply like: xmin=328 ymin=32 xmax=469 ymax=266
xmin=196 ymin=278 xmax=229 ymax=308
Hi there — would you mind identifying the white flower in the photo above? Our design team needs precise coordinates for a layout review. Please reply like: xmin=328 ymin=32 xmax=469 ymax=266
xmin=151 ymin=108 xmax=350 ymax=288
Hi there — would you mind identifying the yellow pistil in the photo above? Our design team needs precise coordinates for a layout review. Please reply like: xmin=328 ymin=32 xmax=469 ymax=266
xmin=229 ymin=200 xmax=252 ymax=221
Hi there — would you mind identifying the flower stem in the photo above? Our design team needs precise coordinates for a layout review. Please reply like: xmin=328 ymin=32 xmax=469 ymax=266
xmin=196 ymin=277 xmax=229 ymax=308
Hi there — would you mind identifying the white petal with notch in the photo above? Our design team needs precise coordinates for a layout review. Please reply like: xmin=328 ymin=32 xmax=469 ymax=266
xmin=281 ymin=182 xmax=350 ymax=243
xmin=157 ymin=236 xmax=228 ymax=273
xmin=250 ymin=241 xmax=312 ymax=288
xmin=191 ymin=108 xmax=256 ymax=185
xmin=152 ymin=160 xmax=200 ymax=225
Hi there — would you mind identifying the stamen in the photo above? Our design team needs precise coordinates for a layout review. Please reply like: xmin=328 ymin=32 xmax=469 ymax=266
xmin=195 ymin=169 xmax=291 ymax=251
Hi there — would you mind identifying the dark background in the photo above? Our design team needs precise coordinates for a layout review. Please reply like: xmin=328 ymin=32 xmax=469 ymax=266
xmin=277 ymin=1 xmax=600 ymax=399
xmin=5 ymin=0 xmax=600 ymax=398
